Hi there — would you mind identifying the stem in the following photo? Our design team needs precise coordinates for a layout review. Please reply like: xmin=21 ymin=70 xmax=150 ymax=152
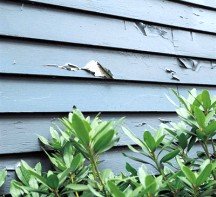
xmin=201 ymin=141 xmax=216 ymax=180
xmin=53 ymin=190 xmax=60 ymax=197
xmin=192 ymin=185 xmax=199 ymax=197
xmin=211 ymin=138 xmax=216 ymax=157
xmin=151 ymin=153 xmax=177 ymax=197
xmin=89 ymin=148 xmax=107 ymax=197
xmin=201 ymin=141 xmax=211 ymax=160
xmin=70 ymin=174 xmax=79 ymax=197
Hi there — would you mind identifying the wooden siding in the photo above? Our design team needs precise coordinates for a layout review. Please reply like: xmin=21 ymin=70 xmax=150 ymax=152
xmin=1 ymin=0 xmax=216 ymax=194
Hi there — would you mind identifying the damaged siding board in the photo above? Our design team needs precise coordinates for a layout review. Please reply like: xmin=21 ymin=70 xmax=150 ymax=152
xmin=2 ymin=39 xmax=216 ymax=85
xmin=1 ymin=2 xmax=216 ymax=59
xmin=24 ymin=0 xmax=216 ymax=34
xmin=0 ymin=113 xmax=177 ymax=154
xmin=1 ymin=76 xmax=216 ymax=113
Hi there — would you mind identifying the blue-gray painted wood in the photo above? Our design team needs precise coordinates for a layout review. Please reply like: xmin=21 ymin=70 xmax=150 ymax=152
xmin=0 ymin=112 xmax=177 ymax=154
xmin=1 ymin=1 xmax=216 ymax=60
xmin=1 ymin=0 xmax=216 ymax=195
xmin=0 ymin=76 xmax=176 ymax=112
xmin=2 ymin=76 xmax=216 ymax=113
xmin=1 ymin=38 xmax=216 ymax=85
xmin=22 ymin=0 xmax=216 ymax=34
xmin=179 ymin=0 xmax=216 ymax=9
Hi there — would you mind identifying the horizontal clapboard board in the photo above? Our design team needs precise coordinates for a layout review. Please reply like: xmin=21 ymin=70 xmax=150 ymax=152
xmin=1 ymin=38 xmax=216 ymax=85
xmin=1 ymin=76 xmax=216 ymax=113
xmin=1 ymin=1 xmax=216 ymax=59
xmin=0 ymin=112 xmax=178 ymax=154
xmin=178 ymin=0 xmax=216 ymax=9
xmin=20 ymin=0 xmax=216 ymax=34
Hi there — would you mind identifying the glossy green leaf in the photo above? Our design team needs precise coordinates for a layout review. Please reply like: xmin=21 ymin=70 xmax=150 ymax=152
xmin=202 ymin=90 xmax=211 ymax=110
xmin=72 ymin=112 xmax=90 ymax=146
xmin=143 ymin=131 xmax=156 ymax=152
xmin=93 ymin=129 xmax=115 ymax=154
xmin=187 ymin=135 xmax=196 ymax=152
xmin=66 ymin=184 xmax=89 ymax=191
xmin=178 ymin=133 xmax=187 ymax=150
xmin=47 ymin=174 xmax=59 ymax=189
xmin=205 ymin=121 xmax=216 ymax=135
xmin=125 ymin=163 xmax=137 ymax=176
xmin=122 ymin=127 xmax=145 ymax=148
xmin=160 ymin=149 xmax=180 ymax=163
xmin=194 ymin=107 xmax=206 ymax=128
xmin=28 ymin=170 xmax=49 ymax=188
xmin=0 ymin=169 xmax=7 ymax=187
xmin=107 ymin=181 xmax=125 ymax=197
xmin=181 ymin=166 xmax=196 ymax=185
xmin=196 ymin=164 xmax=212 ymax=186
xmin=145 ymin=175 xmax=157 ymax=194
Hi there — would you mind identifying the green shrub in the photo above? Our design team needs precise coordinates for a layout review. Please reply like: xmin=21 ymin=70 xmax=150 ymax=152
xmin=10 ymin=89 xmax=216 ymax=196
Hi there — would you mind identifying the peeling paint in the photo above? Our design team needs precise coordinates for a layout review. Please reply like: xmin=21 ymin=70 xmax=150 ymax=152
xmin=135 ymin=22 xmax=168 ymax=39
xmin=178 ymin=58 xmax=200 ymax=71
xmin=46 ymin=63 xmax=79 ymax=71
xmin=171 ymin=73 xmax=180 ymax=81
xmin=211 ymin=62 xmax=216 ymax=69
xmin=165 ymin=68 xmax=175 ymax=73
xmin=46 ymin=61 xmax=113 ymax=79
xmin=165 ymin=68 xmax=179 ymax=81
xmin=135 ymin=22 xmax=147 ymax=36
xmin=158 ymin=118 xmax=171 ymax=124
xmin=82 ymin=60 xmax=113 ymax=79
xmin=135 ymin=122 xmax=146 ymax=127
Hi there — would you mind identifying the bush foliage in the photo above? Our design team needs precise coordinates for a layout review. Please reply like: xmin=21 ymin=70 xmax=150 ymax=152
xmin=2 ymin=89 xmax=215 ymax=196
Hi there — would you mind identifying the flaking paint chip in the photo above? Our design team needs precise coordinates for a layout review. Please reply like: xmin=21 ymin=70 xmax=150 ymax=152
xmin=46 ymin=60 xmax=114 ymax=79
xmin=82 ymin=60 xmax=113 ymax=79
xmin=178 ymin=58 xmax=200 ymax=71
xmin=46 ymin=63 xmax=79 ymax=71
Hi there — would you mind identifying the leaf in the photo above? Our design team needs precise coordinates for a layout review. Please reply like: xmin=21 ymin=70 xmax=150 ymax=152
xmin=122 ymin=127 xmax=145 ymax=148
xmin=66 ymin=184 xmax=89 ymax=191
xmin=155 ymin=135 xmax=165 ymax=147
xmin=160 ymin=149 xmax=180 ymax=163
xmin=194 ymin=107 xmax=206 ymax=128
xmin=143 ymin=131 xmax=156 ymax=152
xmin=38 ymin=135 xmax=50 ymax=146
xmin=196 ymin=164 xmax=212 ymax=186
xmin=93 ymin=129 xmax=115 ymax=154
xmin=205 ymin=121 xmax=216 ymax=135
xmin=72 ymin=111 xmax=90 ymax=146
xmin=125 ymin=163 xmax=137 ymax=176
xmin=28 ymin=170 xmax=49 ymax=188
xmin=181 ymin=166 xmax=196 ymax=185
xmin=202 ymin=90 xmax=211 ymax=110
xmin=47 ymin=174 xmax=59 ymax=189
xmin=172 ymin=89 xmax=189 ymax=111
xmin=187 ymin=135 xmax=196 ymax=152
xmin=145 ymin=175 xmax=157 ymax=194
xmin=123 ymin=153 xmax=153 ymax=166
xmin=58 ymin=153 xmax=83 ymax=185
xmin=178 ymin=133 xmax=187 ymax=150
xmin=107 ymin=181 xmax=125 ymax=197
xmin=0 ymin=169 xmax=7 ymax=187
